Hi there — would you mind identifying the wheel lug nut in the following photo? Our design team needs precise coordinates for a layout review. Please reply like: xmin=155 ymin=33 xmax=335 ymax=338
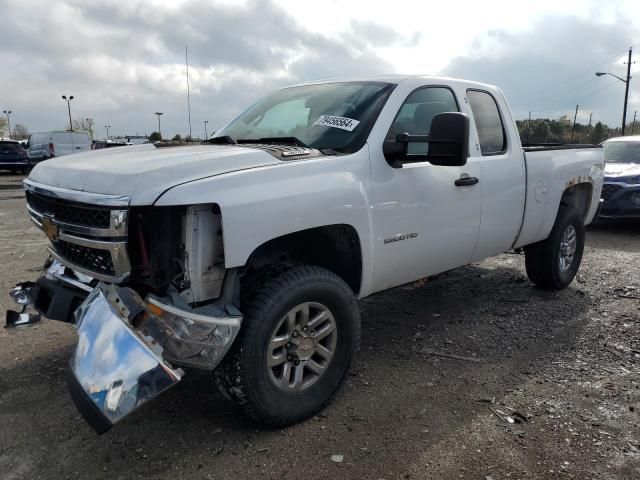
xmin=294 ymin=359 xmax=300 ymax=366
xmin=302 ymin=326 xmax=308 ymax=332
xmin=292 ymin=331 xmax=298 ymax=337
xmin=286 ymin=342 xmax=292 ymax=349
xmin=287 ymin=355 xmax=293 ymax=361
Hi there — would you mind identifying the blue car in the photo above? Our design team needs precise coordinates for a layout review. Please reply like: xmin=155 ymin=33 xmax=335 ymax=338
xmin=600 ymin=136 xmax=640 ymax=219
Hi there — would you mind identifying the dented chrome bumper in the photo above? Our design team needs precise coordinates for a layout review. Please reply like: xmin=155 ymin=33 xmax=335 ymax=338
xmin=68 ymin=285 xmax=182 ymax=433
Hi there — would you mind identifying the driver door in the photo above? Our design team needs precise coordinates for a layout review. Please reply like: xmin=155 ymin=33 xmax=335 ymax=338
xmin=369 ymin=86 xmax=482 ymax=292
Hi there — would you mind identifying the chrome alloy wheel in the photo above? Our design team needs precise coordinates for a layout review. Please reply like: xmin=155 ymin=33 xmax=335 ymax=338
xmin=559 ymin=224 xmax=577 ymax=272
xmin=266 ymin=302 xmax=337 ymax=392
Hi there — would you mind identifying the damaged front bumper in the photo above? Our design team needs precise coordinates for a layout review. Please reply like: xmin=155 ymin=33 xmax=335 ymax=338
xmin=8 ymin=265 xmax=242 ymax=433
xmin=68 ymin=285 xmax=183 ymax=433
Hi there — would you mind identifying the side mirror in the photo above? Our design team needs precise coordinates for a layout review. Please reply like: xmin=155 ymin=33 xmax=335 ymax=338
xmin=382 ymin=112 xmax=469 ymax=167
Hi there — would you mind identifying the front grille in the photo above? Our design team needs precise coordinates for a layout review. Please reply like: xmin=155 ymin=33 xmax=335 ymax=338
xmin=53 ymin=240 xmax=115 ymax=276
xmin=601 ymin=184 xmax=623 ymax=201
xmin=26 ymin=191 xmax=111 ymax=229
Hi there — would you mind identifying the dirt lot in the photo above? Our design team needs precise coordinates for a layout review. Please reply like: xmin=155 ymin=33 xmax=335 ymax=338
xmin=0 ymin=172 xmax=639 ymax=480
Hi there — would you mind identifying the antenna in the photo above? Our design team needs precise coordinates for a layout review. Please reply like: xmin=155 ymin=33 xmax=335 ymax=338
xmin=186 ymin=45 xmax=192 ymax=140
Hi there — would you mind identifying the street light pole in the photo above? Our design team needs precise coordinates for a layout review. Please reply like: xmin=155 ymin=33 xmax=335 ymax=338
xmin=2 ymin=110 xmax=12 ymax=139
xmin=154 ymin=112 xmax=163 ymax=139
xmin=105 ymin=125 xmax=111 ymax=140
xmin=62 ymin=95 xmax=74 ymax=131
xmin=595 ymin=47 xmax=633 ymax=135
xmin=204 ymin=120 xmax=209 ymax=140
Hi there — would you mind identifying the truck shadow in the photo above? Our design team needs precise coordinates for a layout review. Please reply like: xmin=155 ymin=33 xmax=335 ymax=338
xmin=0 ymin=261 xmax=591 ymax=479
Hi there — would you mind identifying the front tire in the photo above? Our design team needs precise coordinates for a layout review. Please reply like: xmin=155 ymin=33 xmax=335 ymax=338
xmin=214 ymin=265 xmax=360 ymax=427
xmin=524 ymin=205 xmax=585 ymax=289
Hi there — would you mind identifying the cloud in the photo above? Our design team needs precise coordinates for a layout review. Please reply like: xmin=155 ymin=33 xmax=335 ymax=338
xmin=441 ymin=14 xmax=640 ymax=126
xmin=0 ymin=0 xmax=407 ymax=137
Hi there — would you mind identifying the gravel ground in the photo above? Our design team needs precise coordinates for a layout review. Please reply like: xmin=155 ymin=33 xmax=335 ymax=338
xmin=0 ymin=172 xmax=639 ymax=480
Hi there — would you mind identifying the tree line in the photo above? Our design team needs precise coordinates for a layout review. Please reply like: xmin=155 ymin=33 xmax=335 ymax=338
xmin=515 ymin=116 xmax=638 ymax=145
xmin=4 ymin=115 xmax=637 ymax=145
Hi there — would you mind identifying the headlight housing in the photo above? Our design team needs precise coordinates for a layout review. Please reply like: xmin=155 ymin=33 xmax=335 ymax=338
xmin=144 ymin=297 xmax=242 ymax=370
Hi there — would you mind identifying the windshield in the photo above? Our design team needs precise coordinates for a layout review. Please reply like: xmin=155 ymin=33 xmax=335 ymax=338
xmin=603 ymin=140 xmax=640 ymax=164
xmin=215 ymin=82 xmax=395 ymax=153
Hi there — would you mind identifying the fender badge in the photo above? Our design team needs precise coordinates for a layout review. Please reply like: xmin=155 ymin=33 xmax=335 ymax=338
xmin=384 ymin=232 xmax=418 ymax=244
xmin=41 ymin=217 xmax=59 ymax=241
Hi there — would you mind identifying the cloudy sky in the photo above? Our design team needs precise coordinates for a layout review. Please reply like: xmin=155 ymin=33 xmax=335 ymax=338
xmin=1 ymin=0 xmax=639 ymax=139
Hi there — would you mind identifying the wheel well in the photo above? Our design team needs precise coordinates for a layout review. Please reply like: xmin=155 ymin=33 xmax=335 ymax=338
xmin=243 ymin=225 xmax=363 ymax=294
xmin=560 ymin=182 xmax=592 ymax=220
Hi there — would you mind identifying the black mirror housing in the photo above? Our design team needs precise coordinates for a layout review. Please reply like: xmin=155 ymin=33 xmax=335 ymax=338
xmin=382 ymin=112 xmax=470 ymax=167
xmin=427 ymin=112 xmax=469 ymax=166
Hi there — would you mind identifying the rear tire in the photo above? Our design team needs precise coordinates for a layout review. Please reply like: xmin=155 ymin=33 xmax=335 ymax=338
xmin=214 ymin=264 xmax=360 ymax=427
xmin=524 ymin=205 xmax=585 ymax=289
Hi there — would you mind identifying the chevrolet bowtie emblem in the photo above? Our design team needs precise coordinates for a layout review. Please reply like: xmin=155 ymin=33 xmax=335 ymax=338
xmin=41 ymin=217 xmax=59 ymax=241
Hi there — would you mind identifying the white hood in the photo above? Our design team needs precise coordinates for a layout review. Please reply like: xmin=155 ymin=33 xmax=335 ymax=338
xmin=28 ymin=144 xmax=282 ymax=205
xmin=604 ymin=162 xmax=640 ymax=178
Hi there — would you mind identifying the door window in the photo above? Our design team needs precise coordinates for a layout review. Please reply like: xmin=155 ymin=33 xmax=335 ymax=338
xmin=466 ymin=90 xmax=506 ymax=155
xmin=387 ymin=87 xmax=459 ymax=155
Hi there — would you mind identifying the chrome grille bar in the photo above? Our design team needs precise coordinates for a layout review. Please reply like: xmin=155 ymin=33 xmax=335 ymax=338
xmin=24 ymin=180 xmax=132 ymax=282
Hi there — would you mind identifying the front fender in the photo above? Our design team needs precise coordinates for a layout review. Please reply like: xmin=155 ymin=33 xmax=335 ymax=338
xmin=154 ymin=148 xmax=375 ymax=296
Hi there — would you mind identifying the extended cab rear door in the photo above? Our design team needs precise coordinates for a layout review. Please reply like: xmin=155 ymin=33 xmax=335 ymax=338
xmin=464 ymin=89 xmax=526 ymax=261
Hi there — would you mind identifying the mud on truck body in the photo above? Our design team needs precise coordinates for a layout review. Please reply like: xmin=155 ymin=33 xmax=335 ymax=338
xmin=8 ymin=75 xmax=604 ymax=433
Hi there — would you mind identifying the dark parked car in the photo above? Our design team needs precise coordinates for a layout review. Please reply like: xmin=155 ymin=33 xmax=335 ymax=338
xmin=600 ymin=136 xmax=640 ymax=219
xmin=0 ymin=140 xmax=30 ymax=173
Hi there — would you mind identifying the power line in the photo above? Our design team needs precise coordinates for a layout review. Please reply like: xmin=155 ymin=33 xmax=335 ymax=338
xmin=528 ymin=47 xmax=630 ymax=101
xmin=557 ymin=48 xmax=629 ymax=86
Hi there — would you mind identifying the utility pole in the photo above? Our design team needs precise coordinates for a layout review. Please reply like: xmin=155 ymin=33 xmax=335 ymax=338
xmin=632 ymin=111 xmax=637 ymax=134
xmin=2 ymin=110 xmax=11 ymax=139
xmin=595 ymin=47 xmax=634 ymax=135
xmin=586 ymin=112 xmax=592 ymax=143
xmin=204 ymin=120 xmax=209 ymax=140
xmin=62 ymin=95 xmax=74 ymax=131
xmin=570 ymin=104 xmax=579 ymax=144
xmin=622 ymin=47 xmax=633 ymax=135
xmin=154 ymin=112 xmax=163 ymax=139
xmin=527 ymin=111 xmax=532 ymax=143
xmin=105 ymin=125 xmax=111 ymax=140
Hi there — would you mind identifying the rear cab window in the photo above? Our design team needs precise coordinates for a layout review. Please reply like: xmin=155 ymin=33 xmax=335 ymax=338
xmin=466 ymin=90 xmax=507 ymax=156
xmin=0 ymin=142 xmax=22 ymax=154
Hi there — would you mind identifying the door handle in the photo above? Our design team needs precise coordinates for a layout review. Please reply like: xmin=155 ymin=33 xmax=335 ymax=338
xmin=455 ymin=175 xmax=479 ymax=187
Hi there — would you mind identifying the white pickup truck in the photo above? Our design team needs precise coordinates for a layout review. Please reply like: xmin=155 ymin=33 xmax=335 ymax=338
xmin=10 ymin=75 xmax=604 ymax=433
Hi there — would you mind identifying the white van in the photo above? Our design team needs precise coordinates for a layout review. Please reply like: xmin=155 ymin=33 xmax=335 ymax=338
xmin=26 ymin=131 xmax=92 ymax=163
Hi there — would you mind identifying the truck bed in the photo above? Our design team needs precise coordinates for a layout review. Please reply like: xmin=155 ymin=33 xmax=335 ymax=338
xmin=514 ymin=145 xmax=604 ymax=249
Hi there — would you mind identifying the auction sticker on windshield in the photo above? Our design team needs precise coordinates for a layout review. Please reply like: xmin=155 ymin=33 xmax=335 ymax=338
xmin=313 ymin=115 xmax=360 ymax=132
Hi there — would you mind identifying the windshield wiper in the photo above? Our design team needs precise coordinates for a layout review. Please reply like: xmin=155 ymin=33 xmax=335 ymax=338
xmin=207 ymin=135 xmax=236 ymax=145
xmin=236 ymin=137 xmax=310 ymax=148
xmin=318 ymin=147 xmax=342 ymax=156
